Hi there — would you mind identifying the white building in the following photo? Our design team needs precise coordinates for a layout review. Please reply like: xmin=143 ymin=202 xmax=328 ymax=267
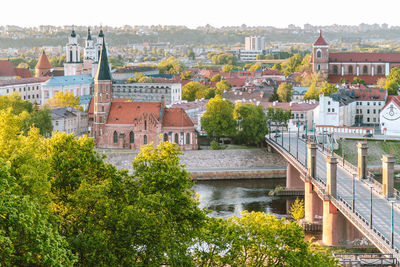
xmin=380 ymin=96 xmax=400 ymax=136
xmin=0 ymin=77 xmax=49 ymax=105
xmin=239 ymin=50 xmax=264 ymax=61
xmin=245 ymin=36 xmax=266 ymax=50
xmin=314 ymin=92 xmax=356 ymax=127
xmin=41 ymin=74 xmax=93 ymax=107
xmin=112 ymin=82 xmax=182 ymax=105
xmin=51 ymin=107 xmax=88 ymax=136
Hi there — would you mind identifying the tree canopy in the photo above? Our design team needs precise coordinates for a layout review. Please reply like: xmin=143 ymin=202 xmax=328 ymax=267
xmin=234 ymin=103 xmax=268 ymax=146
xmin=46 ymin=91 xmax=82 ymax=111
xmin=158 ymin=56 xmax=184 ymax=74
xmin=277 ymin=82 xmax=294 ymax=102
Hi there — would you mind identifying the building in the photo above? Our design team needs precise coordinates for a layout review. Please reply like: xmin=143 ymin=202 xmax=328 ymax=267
xmin=0 ymin=60 xmax=32 ymax=80
xmin=112 ymin=81 xmax=181 ymax=105
xmin=88 ymin=33 xmax=198 ymax=150
xmin=292 ymin=86 xmax=309 ymax=101
xmin=41 ymin=74 xmax=93 ymax=108
xmin=51 ymin=107 xmax=88 ymax=136
xmin=112 ymin=66 xmax=159 ymax=80
xmin=0 ymin=77 xmax=49 ymax=105
xmin=245 ymin=36 xmax=266 ymax=50
xmin=35 ymin=50 xmax=53 ymax=77
xmin=380 ymin=95 xmax=400 ymax=136
xmin=311 ymin=31 xmax=400 ymax=85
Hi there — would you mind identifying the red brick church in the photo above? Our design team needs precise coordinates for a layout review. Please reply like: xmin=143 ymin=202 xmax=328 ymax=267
xmin=312 ymin=31 xmax=400 ymax=85
xmin=88 ymin=34 xmax=198 ymax=150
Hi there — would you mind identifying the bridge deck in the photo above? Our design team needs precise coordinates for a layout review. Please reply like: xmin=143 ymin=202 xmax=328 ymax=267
xmin=266 ymin=133 xmax=400 ymax=259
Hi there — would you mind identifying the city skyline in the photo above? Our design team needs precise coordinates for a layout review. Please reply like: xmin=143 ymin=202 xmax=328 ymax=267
xmin=4 ymin=0 xmax=400 ymax=29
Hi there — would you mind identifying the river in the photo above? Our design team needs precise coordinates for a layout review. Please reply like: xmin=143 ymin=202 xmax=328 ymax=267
xmin=193 ymin=178 xmax=302 ymax=219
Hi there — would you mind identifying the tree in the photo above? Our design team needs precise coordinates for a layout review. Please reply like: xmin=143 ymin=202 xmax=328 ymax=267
xmin=234 ymin=103 xmax=268 ymax=146
xmin=23 ymin=107 xmax=53 ymax=136
xmin=277 ymin=82 xmax=294 ymax=102
xmin=201 ymin=95 xmax=236 ymax=140
xmin=187 ymin=49 xmax=195 ymax=60
xmin=215 ymin=80 xmax=232 ymax=95
xmin=304 ymin=84 xmax=320 ymax=100
xmin=208 ymin=52 xmax=237 ymax=65
xmin=47 ymin=91 xmax=81 ymax=110
xmin=298 ymin=54 xmax=311 ymax=73
xmin=301 ymin=72 xmax=327 ymax=87
xmin=271 ymin=63 xmax=282 ymax=71
xmin=210 ymin=74 xmax=221 ymax=82
xmin=182 ymin=81 xmax=207 ymax=102
xmin=320 ymin=84 xmax=338 ymax=96
xmin=339 ymin=78 xmax=348 ymax=84
xmin=384 ymin=67 xmax=400 ymax=95
xmin=193 ymin=212 xmax=338 ymax=266
xmin=377 ymin=78 xmax=386 ymax=88
xmin=281 ymin=53 xmax=302 ymax=75
xmin=289 ymin=198 xmax=305 ymax=221
xmin=158 ymin=57 xmax=184 ymax=74
xmin=248 ymin=62 xmax=262 ymax=72
xmin=181 ymin=71 xmax=193 ymax=80
xmin=222 ymin=64 xmax=240 ymax=72
xmin=352 ymin=77 xmax=365 ymax=85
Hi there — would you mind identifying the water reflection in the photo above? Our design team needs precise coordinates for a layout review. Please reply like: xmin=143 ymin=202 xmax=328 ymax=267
xmin=194 ymin=178 xmax=303 ymax=219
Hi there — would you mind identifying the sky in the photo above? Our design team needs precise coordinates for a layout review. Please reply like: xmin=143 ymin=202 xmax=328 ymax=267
xmin=3 ymin=0 xmax=400 ymax=28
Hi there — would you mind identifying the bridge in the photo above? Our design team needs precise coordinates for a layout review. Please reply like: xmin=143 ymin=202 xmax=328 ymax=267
xmin=265 ymin=132 xmax=400 ymax=261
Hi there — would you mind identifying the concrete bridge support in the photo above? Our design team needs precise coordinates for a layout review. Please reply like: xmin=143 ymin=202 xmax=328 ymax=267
xmin=305 ymin=142 xmax=323 ymax=222
xmin=286 ymin=164 xmax=303 ymax=190
xmin=382 ymin=154 xmax=395 ymax=199
xmin=326 ymin=156 xmax=338 ymax=198
xmin=357 ymin=142 xmax=368 ymax=179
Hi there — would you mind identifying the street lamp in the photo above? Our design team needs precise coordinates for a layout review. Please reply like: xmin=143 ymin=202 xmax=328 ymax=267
xmin=322 ymin=129 xmax=325 ymax=151
xmin=281 ymin=122 xmax=284 ymax=147
xmin=288 ymin=128 xmax=291 ymax=153
xmin=352 ymin=173 xmax=356 ymax=212
xmin=342 ymin=138 xmax=345 ymax=166
xmin=296 ymin=119 xmax=300 ymax=160
xmin=391 ymin=200 xmax=395 ymax=249
xmin=370 ymin=186 xmax=373 ymax=229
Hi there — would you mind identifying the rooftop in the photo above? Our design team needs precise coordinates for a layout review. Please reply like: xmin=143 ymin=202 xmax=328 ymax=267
xmin=42 ymin=74 xmax=93 ymax=87
xmin=0 ymin=77 xmax=49 ymax=87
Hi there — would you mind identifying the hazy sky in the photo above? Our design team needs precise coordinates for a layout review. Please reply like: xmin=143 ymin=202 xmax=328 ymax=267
xmin=3 ymin=0 xmax=399 ymax=28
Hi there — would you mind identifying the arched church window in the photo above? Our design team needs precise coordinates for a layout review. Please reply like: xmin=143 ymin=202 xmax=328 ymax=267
xmin=316 ymin=50 xmax=322 ymax=58
xmin=363 ymin=66 xmax=368 ymax=74
xmin=69 ymin=50 xmax=73 ymax=63
xmin=113 ymin=131 xmax=118 ymax=144
xmin=348 ymin=66 xmax=353 ymax=74
xmin=377 ymin=66 xmax=382 ymax=74
xmin=174 ymin=133 xmax=179 ymax=143
xmin=144 ymin=120 xmax=147 ymax=130
xmin=144 ymin=135 xmax=147 ymax=144
xmin=186 ymin=133 xmax=190 ymax=145
xmin=163 ymin=133 xmax=168 ymax=142
xmin=333 ymin=65 xmax=338 ymax=74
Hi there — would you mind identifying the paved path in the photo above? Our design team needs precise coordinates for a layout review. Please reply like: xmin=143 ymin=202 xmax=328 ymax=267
xmin=267 ymin=132 xmax=400 ymax=257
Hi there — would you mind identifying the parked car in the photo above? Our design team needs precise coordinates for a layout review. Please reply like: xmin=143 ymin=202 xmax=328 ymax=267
xmin=363 ymin=133 xmax=373 ymax=138
xmin=274 ymin=133 xmax=281 ymax=138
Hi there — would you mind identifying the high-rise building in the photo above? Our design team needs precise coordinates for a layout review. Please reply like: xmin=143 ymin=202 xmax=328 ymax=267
xmin=245 ymin=36 xmax=266 ymax=51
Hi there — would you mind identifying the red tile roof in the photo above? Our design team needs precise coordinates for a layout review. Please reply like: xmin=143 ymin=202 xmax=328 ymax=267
xmin=260 ymin=101 xmax=319 ymax=111
xmin=314 ymin=31 xmax=328 ymax=46
xmin=262 ymin=69 xmax=284 ymax=76
xmin=0 ymin=60 xmax=17 ymax=77
xmin=224 ymin=77 xmax=246 ymax=88
xmin=329 ymin=53 xmax=400 ymax=62
xmin=35 ymin=51 xmax=52 ymax=69
xmin=107 ymin=101 xmax=161 ymax=124
xmin=382 ymin=95 xmax=400 ymax=110
xmin=0 ymin=77 xmax=49 ymax=87
xmin=162 ymin=108 xmax=194 ymax=127
xmin=349 ymin=85 xmax=386 ymax=101
xmin=15 ymin=68 xmax=32 ymax=78
xmin=328 ymin=75 xmax=386 ymax=85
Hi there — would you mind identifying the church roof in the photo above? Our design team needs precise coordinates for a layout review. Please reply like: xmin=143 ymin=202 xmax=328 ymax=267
xmin=329 ymin=52 xmax=400 ymax=63
xmin=95 ymin=36 xmax=112 ymax=81
xmin=162 ymin=108 xmax=194 ymax=127
xmin=15 ymin=68 xmax=32 ymax=78
xmin=0 ymin=60 xmax=17 ymax=77
xmin=314 ymin=31 xmax=328 ymax=46
xmin=35 ymin=50 xmax=52 ymax=70
xmin=107 ymin=101 xmax=161 ymax=124
xmin=382 ymin=95 xmax=400 ymax=110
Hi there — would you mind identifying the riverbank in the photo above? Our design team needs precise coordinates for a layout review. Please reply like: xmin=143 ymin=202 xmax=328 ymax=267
xmin=102 ymin=148 xmax=287 ymax=179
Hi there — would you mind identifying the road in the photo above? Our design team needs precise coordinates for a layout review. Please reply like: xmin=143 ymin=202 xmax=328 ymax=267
xmin=268 ymin=132 xmax=400 ymax=252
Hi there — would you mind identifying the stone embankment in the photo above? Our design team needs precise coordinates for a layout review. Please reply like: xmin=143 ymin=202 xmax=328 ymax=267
xmin=101 ymin=148 xmax=287 ymax=180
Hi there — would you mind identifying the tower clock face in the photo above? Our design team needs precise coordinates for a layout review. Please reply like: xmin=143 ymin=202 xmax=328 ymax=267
xmin=383 ymin=103 xmax=400 ymax=121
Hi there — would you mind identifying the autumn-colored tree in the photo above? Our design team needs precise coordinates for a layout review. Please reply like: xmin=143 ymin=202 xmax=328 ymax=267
xmin=215 ymin=80 xmax=232 ymax=95
xmin=277 ymin=82 xmax=294 ymax=102
xmin=47 ymin=91 xmax=81 ymax=110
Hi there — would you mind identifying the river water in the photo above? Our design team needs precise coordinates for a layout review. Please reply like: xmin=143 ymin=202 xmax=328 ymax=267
xmin=193 ymin=178 xmax=301 ymax=219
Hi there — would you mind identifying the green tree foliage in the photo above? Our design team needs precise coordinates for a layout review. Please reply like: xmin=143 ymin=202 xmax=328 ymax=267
xmin=277 ymin=82 xmax=294 ymax=102
xmin=47 ymin=91 xmax=82 ymax=110
xmin=298 ymin=54 xmax=311 ymax=73
xmin=193 ymin=212 xmax=338 ymax=266
xmin=181 ymin=71 xmax=194 ymax=80
xmin=289 ymin=198 xmax=305 ymax=221
xmin=127 ymin=72 xmax=156 ymax=83
xmin=340 ymin=78 xmax=348 ymax=84
xmin=352 ymin=77 xmax=365 ymax=85
xmin=304 ymin=84 xmax=320 ymax=100
xmin=215 ymin=80 xmax=232 ymax=95
xmin=49 ymin=55 xmax=66 ymax=68
xmin=182 ymin=81 xmax=208 ymax=101
xmin=384 ymin=67 xmax=400 ymax=95
xmin=201 ymin=95 xmax=236 ymax=140
xmin=281 ymin=53 xmax=302 ymax=75
xmin=108 ymin=56 xmax=125 ymax=68
xmin=248 ymin=62 xmax=262 ymax=72
xmin=272 ymin=63 xmax=282 ymax=71
xmin=301 ymin=72 xmax=328 ymax=87
xmin=266 ymin=106 xmax=292 ymax=125
xmin=23 ymin=107 xmax=53 ymax=136
xmin=207 ymin=52 xmax=237 ymax=65
xmin=234 ymin=103 xmax=268 ymax=146
xmin=320 ymin=84 xmax=339 ymax=96
xmin=222 ymin=64 xmax=241 ymax=72
xmin=187 ymin=49 xmax=195 ymax=60
xmin=158 ymin=57 xmax=184 ymax=74
xmin=210 ymin=73 xmax=221 ymax=82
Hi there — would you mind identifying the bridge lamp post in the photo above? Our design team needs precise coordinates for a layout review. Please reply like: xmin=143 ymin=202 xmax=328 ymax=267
xmin=342 ymin=138 xmax=345 ymax=166
xmin=313 ymin=123 xmax=316 ymax=143
xmin=268 ymin=119 xmax=271 ymax=139
xmin=281 ymin=122 xmax=284 ymax=147
xmin=352 ymin=173 xmax=356 ymax=212
xmin=305 ymin=120 xmax=308 ymax=166
xmin=391 ymin=200 xmax=395 ymax=249
xmin=296 ymin=119 xmax=300 ymax=160
xmin=322 ymin=129 xmax=325 ymax=151
xmin=370 ymin=186 xmax=373 ymax=229
xmin=288 ymin=128 xmax=291 ymax=153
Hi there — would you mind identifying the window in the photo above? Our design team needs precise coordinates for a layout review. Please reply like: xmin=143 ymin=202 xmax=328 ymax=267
xmin=332 ymin=108 xmax=335 ymax=112
xmin=70 ymin=50 xmax=73 ymax=62
xmin=300 ymin=114 xmax=304 ymax=119
xmin=328 ymin=108 xmax=331 ymax=112
xmin=373 ymin=118 xmax=376 ymax=122
xmin=144 ymin=135 xmax=147 ymax=144
xmin=363 ymin=66 xmax=368 ymax=74
xmin=129 ymin=131 xmax=134 ymax=144
xmin=356 ymin=109 xmax=359 ymax=114
xmin=367 ymin=118 xmax=370 ymax=122
xmin=333 ymin=65 xmax=338 ymax=74
xmin=163 ymin=133 xmax=168 ymax=142
xmin=186 ymin=133 xmax=190 ymax=145
xmin=348 ymin=66 xmax=353 ymax=74
xmin=373 ymin=109 xmax=376 ymax=114
xmin=317 ymin=64 xmax=321 ymax=71
xmin=99 ymin=117 xmax=103 ymax=123
xmin=144 ymin=120 xmax=147 ymax=130
xmin=113 ymin=131 xmax=118 ymax=144
xmin=174 ymin=133 xmax=179 ymax=143
xmin=367 ymin=102 xmax=370 ymax=106
xmin=55 ymin=121 xmax=59 ymax=126
xmin=316 ymin=50 xmax=322 ymax=58
xmin=367 ymin=109 xmax=370 ymax=114
xmin=373 ymin=102 xmax=376 ymax=106
xmin=102 ymin=106 xmax=104 ymax=112
xmin=377 ymin=66 xmax=382 ymax=74
xmin=328 ymin=101 xmax=330 ymax=105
